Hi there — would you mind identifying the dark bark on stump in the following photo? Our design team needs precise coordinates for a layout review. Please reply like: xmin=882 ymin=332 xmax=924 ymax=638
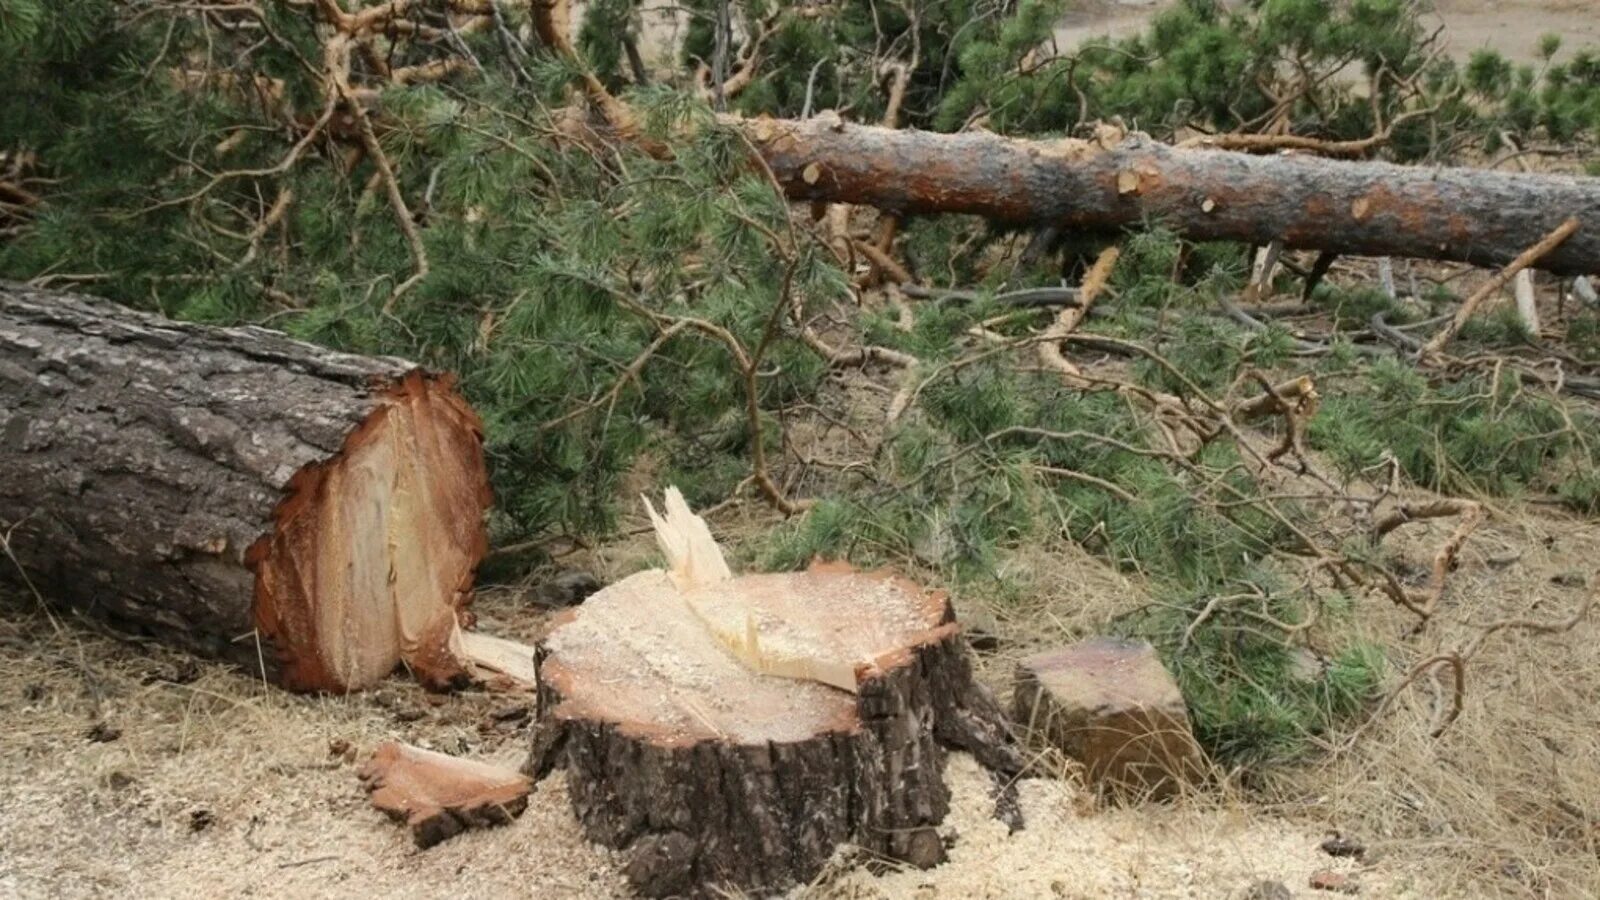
xmin=0 ymin=283 xmax=491 ymax=692
xmin=746 ymin=118 xmax=1600 ymax=276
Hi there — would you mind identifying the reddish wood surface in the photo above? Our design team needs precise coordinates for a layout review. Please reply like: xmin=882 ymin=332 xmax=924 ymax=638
xmin=360 ymin=742 xmax=531 ymax=847
xmin=0 ymin=283 xmax=492 ymax=693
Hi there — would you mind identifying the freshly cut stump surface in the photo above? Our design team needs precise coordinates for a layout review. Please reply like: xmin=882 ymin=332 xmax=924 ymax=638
xmin=536 ymin=560 xmax=1020 ymax=898
xmin=0 ymin=283 xmax=492 ymax=692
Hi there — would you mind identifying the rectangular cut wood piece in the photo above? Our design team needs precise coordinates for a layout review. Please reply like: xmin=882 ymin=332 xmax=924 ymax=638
xmin=359 ymin=741 xmax=531 ymax=848
xmin=1014 ymin=637 xmax=1205 ymax=800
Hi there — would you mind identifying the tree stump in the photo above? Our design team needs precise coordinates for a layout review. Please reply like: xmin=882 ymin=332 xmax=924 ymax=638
xmin=0 ymin=283 xmax=492 ymax=692
xmin=533 ymin=494 xmax=1019 ymax=897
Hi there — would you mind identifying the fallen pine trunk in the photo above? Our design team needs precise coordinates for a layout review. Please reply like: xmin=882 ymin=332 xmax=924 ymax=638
xmin=744 ymin=117 xmax=1600 ymax=276
xmin=531 ymin=491 xmax=1020 ymax=898
xmin=0 ymin=282 xmax=492 ymax=692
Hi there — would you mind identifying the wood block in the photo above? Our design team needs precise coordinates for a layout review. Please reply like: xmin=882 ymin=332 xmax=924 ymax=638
xmin=1014 ymin=638 xmax=1204 ymax=799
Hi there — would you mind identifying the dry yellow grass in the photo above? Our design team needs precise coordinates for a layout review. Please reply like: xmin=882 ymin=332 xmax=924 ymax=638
xmin=0 ymin=567 xmax=1377 ymax=899
xmin=1263 ymin=506 xmax=1600 ymax=898
xmin=1 ymin=490 xmax=1594 ymax=898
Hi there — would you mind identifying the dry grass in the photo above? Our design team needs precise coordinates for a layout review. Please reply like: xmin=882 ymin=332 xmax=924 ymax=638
xmin=1263 ymin=505 xmax=1600 ymax=898
xmin=1 ymin=490 xmax=1595 ymax=898
xmin=0 ymin=562 xmax=1380 ymax=900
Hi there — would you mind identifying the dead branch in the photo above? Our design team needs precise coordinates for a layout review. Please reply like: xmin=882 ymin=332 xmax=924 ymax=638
xmin=1372 ymin=499 xmax=1485 ymax=621
xmin=1419 ymin=218 xmax=1581 ymax=359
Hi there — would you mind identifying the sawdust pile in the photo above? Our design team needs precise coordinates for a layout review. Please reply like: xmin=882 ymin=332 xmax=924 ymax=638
xmin=0 ymin=605 xmax=1396 ymax=900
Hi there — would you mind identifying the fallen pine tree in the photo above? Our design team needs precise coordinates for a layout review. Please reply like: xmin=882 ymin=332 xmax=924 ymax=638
xmin=515 ymin=0 xmax=1600 ymax=277
xmin=739 ymin=116 xmax=1599 ymax=275
xmin=0 ymin=282 xmax=495 ymax=692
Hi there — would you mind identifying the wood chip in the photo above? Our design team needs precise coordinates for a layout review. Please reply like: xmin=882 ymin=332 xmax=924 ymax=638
xmin=359 ymin=742 xmax=531 ymax=848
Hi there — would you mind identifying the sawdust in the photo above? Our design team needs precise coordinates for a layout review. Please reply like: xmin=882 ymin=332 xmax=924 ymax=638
xmin=542 ymin=568 xmax=855 ymax=743
xmin=815 ymin=753 xmax=1393 ymax=899
xmin=1 ymin=483 xmax=1593 ymax=898
xmin=0 ymin=601 xmax=1401 ymax=899
xmin=541 ymin=566 xmax=948 ymax=743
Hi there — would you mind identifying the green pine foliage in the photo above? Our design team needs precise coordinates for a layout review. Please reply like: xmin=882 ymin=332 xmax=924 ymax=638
xmin=0 ymin=7 xmax=845 ymax=541
xmin=1310 ymin=358 xmax=1600 ymax=504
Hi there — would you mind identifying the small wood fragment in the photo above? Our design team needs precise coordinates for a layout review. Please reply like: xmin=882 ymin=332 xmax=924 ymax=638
xmin=359 ymin=742 xmax=531 ymax=848
xmin=1514 ymin=270 xmax=1540 ymax=334
xmin=1575 ymin=275 xmax=1598 ymax=307
xmin=459 ymin=632 xmax=541 ymax=688
xmin=1245 ymin=240 xmax=1283 ymax=302
xmin=1014 ymin=638 xmax=1205 ymax=800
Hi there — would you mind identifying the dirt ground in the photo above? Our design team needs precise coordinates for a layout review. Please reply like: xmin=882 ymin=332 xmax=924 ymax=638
xmin=1057 ymin=0 xmax=1600 ymax=66
xmin=0 ymin=579 xmax=1379 ymax=900
xmin=3 ymin=478 xmax=1597 ymax=898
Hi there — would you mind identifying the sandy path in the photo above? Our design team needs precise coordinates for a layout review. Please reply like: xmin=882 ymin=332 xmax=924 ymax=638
xmin=1056 ymin=0 xmax=1600 ymax=66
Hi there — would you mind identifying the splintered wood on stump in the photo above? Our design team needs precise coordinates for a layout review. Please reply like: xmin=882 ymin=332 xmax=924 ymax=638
xmin=533 ymin=493 xmax=1020 ymax=898
xmin=0 ymin=283 xmax=492 ymax=692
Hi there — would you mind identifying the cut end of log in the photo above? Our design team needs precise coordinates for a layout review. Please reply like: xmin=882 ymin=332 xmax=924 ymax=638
xmin=249 ymin=371 xmax=492 ymax=693
xmin=360 ymin=741 xmax=531 ymax=848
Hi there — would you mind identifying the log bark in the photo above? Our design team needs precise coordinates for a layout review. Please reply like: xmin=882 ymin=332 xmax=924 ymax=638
xmin=0 ymin=283 xmax=492 ymax=692
xmin=533 ymin=559 xmax=1021 ymax=898
xmin=744 ymin=118 xmax=1600 ymax=276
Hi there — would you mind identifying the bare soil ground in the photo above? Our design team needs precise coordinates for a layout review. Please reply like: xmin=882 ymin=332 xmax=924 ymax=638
xmin=3 ymin=476 xmax=1596 ymax=897
xmin=0 ymin=577 xmax=1377 ymax=900
xmin=1058 ymin=0 xmax=1600 ymax=66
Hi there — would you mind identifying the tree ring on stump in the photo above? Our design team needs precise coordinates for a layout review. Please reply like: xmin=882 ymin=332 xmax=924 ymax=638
xmin=538 ymin=560 xmax=991 ymax=897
